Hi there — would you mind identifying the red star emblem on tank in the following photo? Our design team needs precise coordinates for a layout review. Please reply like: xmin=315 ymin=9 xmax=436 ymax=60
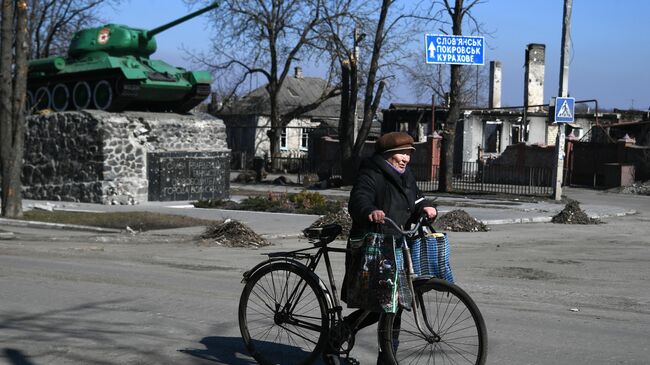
xmin=97 ymin=28 xmax=110 ymax=44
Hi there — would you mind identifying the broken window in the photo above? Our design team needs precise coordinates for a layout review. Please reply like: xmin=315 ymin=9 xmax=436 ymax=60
xmin=484 ymin=121 xmax=501 ymax=153
xmin=511 ymin=125 xmax=521 ymax=144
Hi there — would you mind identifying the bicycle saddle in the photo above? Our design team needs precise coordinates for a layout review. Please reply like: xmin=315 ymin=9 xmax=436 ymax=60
xmin=304 ymin=224 xmax=342 ymax=246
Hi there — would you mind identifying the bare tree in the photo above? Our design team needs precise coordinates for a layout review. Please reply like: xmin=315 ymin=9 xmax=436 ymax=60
xmin=320 ymin=0 xmax=440 ymax=184
xmin=404 ymin=59 xmax=488 ymax=108
xmin=1 ymin=0 xmax=29 ymax=218
xmin=432 ymin=0 xmax=483 ymax=192
xmin=187 ymin=0 xmax=343 ymax=166
xmin=27 ymin=0 xmax=121 ymax=59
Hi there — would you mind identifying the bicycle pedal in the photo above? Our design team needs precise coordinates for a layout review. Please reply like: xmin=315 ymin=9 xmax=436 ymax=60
xmin=323 ymin=354 xmax=359 ymax=365
xmin=344 ymin=356 xmax=360 ymax=365
xmin=323 ymin=354 xmax=341 ymax=365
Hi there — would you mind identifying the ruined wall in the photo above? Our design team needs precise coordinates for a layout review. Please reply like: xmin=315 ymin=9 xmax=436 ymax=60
xmin=23 ymin=110 xmax=229 ymax=204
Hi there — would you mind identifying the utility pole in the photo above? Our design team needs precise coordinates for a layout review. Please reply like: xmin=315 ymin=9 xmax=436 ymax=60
xmin=553 ymin=0 xmax=572 ymax=200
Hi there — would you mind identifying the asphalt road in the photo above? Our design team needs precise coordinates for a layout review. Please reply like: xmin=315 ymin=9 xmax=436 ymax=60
xmin=1 ymin=202 xmax=649 ymax=364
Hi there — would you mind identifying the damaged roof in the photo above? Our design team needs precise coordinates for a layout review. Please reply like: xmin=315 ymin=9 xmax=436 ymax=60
xmin=219 ymin=76 xmax=348 ymax=118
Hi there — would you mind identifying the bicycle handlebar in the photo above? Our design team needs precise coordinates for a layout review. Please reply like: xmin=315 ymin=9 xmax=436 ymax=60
xmin=382 ymin=215 xmax=430 ymax=236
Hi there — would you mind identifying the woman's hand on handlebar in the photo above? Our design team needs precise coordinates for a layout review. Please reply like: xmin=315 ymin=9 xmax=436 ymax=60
xmin=423 ymin=206 xmax=437 ymax=221
xmin=368 ymin=210 xmax=385 ymax=223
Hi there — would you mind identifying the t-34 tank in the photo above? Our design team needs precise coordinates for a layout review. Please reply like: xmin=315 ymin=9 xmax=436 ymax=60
xmin=27 ymin=2 xmax=218 ymax=113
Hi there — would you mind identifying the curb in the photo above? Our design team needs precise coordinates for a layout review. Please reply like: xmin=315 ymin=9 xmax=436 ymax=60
xmin=0 ymin=231 xmax=16 ymax=240
xmin=0 ymin=217 xmax=123 ymax=234
xmin=591 ymin=209 xmax=637 ymax=219
xmin=482 ymin=216 xmax=553 ymax=225
xmin=480 ymin=209 xmax=637 ymax=225
xmin=261 ymin=233 xmax=305 ymax=240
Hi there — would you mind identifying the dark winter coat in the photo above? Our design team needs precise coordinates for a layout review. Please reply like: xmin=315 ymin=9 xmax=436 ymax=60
xmin=342 ymin=153 xmax=435 ymax=310
xmin=348 ymin=154 xmax=433 ymax=236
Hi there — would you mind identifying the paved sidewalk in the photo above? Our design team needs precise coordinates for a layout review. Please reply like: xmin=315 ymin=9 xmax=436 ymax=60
xmin=1 ymin=185 xmax=644 ymax=238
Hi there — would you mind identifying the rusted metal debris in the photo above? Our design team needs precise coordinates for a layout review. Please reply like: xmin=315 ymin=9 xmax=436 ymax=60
xmin=200 ymin=219 xmax=270 ymax=247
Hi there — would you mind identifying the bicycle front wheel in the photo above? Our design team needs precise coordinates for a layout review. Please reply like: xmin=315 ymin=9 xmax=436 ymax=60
xmin=238 ymin=262 xmax=329 ymax=365
xmin=379 ymin=278 xmax=487 ymax=365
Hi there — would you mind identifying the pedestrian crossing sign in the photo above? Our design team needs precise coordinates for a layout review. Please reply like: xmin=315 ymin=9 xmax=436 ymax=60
xmin=554 ymin=97 xmax=575 ymax=123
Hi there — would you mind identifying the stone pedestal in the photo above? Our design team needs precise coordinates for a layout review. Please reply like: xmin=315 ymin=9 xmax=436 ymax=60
xmin=23 ymin=110 xmax=230 ymax=204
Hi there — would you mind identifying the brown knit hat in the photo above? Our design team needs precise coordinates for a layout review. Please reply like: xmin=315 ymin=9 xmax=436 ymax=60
xmin=376 ymin=132 xmax=415 ymax=153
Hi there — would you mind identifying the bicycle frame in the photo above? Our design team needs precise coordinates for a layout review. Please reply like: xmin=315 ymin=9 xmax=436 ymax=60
xmin=241 ymin=217 xmax=440 ymax=345
xmin=384 ymin=217 xmax=442 ymax=342
xmin=242 ymin=239 xmax=349 ymax=324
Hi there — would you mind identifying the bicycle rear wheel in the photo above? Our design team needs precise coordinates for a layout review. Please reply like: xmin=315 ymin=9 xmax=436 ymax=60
xmin=239 ymin=262 xmax=329 ymax=365
xmin=379 ymin=278 xmax=487 ymax=365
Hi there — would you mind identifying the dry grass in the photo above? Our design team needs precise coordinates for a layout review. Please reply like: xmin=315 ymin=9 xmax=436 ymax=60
xmin=22 ymin=210 xmax=218 ymax=231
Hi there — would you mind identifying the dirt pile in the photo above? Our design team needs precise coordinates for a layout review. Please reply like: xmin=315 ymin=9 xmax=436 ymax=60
xmin=551 ymin=200 xmax=601 ymax=224
xmin=305 ymin=208 xmax=351 ymax=240
xmin=305 ymin=208 xmax=489 ymax=236
xmin=433 ymin=209 xmax=489 ymax=232
xmin=200 ymin=219 xmax=270 ymax=247
xmin=619 ymin=180 xmax=650 ymax=195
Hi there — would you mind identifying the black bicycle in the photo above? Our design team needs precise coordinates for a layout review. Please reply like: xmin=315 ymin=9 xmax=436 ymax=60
xmin=238 ymin=216 xmax=487 ymax=364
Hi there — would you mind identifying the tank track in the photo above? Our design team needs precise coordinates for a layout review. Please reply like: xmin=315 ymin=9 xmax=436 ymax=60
xmin=172 ymin=83 xmax=211 ymax=113
xmin=27 ymin=70 xmax=140 ymax=112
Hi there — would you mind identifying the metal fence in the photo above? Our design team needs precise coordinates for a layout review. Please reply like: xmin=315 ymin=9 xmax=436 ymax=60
xmin=231 ymin=151 xmax=553 ymax=196
xmin=411 ymin=162 xmax=553 ymax=196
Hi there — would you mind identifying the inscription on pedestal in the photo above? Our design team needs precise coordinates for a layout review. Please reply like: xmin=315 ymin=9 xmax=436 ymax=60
xmin=148 ymin=151 xmax=230 ymax=201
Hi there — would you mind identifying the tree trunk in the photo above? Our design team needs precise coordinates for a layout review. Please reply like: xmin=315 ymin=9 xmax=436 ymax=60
xmin=339 ymin=59 xmax=359 ymax=185
xmin=439 ymin=64 xmax=462 ymax=192
xmin=0 ymin=0 xmax=28 ymax=218
xmin=439 ymin=0 xmax=464 ymax=193
xmin=267 ymin=127 xmax=282 ymax=171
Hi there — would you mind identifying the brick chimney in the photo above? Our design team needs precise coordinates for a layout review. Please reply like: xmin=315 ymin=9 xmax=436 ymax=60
xmin=524 ymin=44 xmax=545 ymax=112
xmin=489 ymin=61 xmax=502 ymax=108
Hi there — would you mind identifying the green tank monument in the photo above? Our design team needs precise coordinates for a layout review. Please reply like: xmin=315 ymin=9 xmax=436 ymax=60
xmin=27 ymin=2 xmax=218 ymax=113
xmin=23 ymin=3 xmax=231 ymax=204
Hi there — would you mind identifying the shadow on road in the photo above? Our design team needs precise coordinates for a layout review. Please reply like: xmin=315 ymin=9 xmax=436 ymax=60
xmin=180 ymin=336 xmax=327 ymax=364
xmin=179 ymin=336 xmax=254 ymax=364
xmin=3 ymin=349 xmax=38 ymax=365
xmin=0 ymin=298 xmax=180 ymax=364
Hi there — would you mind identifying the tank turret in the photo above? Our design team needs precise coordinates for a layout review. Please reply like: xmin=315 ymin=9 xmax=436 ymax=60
xmin=27 ymin=2 xmax=219 ymax=113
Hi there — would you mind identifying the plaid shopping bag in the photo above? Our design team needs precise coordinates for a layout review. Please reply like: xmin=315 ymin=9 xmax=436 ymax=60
xmin=346 ymin=233 xmax=411 ymax=313
xmin=409 ymin=231 xmax=454 ymax=283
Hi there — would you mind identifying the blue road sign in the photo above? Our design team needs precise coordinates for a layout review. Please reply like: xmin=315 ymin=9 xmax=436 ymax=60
xmin=554 ymin=97 xmax=575 ymax=123
xmin=425 ymin=34 xmax=485 ymax=65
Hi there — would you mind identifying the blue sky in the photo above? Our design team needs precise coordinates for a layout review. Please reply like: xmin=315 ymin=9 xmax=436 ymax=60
xmin=104 ymin=0 xmax=650 ymax=110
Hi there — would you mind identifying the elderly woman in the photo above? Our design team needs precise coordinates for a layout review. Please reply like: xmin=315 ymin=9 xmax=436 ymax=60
xmin=325 ymin=132 xmax=437 ymax=364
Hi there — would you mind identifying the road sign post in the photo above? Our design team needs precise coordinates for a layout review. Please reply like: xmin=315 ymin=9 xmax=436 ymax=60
xmin=425 ymin=34 xmax=485 ymax=65
xmin=552 ymin=96 xmax=575 ymax=201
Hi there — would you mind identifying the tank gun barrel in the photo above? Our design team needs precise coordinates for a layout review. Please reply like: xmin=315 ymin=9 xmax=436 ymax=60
xmin=146 ymin=2 xmax=218 ymax=39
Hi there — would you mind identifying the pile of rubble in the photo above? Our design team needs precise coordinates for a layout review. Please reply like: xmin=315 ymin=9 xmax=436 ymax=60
xmin=619 ymin=180 xmax=650 ymax=196
xmin=433 ymin=209 xmax=489 ymax=232
xmin=199 ymin=219 xmax=270 ymax=247
xmin=305 ymin=208 xmax=490 ymax=236
xmin=305 ymin=208 xmax=352 ymax=240
xmin=551 ymin=200 xmax=601 ymax=224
